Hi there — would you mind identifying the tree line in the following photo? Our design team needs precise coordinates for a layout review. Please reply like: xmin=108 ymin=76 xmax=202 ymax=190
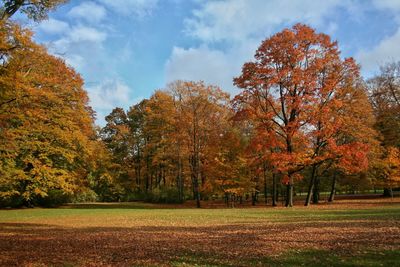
xmin=0 ymin=1 xmax=399 ymax=208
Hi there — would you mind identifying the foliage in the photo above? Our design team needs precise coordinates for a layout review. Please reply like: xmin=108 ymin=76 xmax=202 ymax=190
xmin=0 ymin=21 xmax=102 ymax=207
xmin=233 ymin=24 xmax=376 ymax=206
xmin=368 ymin=62 xmax=400 ymax=191
xmin=0 ymin=0 xmax=67 ymax=21
xmin=100 ymin=81 xmax=243 ymax=207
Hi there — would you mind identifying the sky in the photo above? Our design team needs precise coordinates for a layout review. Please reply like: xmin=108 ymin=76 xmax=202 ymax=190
xmin=19 ymin=0 xmax=400 ymax=125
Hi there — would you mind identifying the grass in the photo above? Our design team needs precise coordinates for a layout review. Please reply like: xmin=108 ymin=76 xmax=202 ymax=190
xmin=1 ymin=199 xmax=400 ymax=266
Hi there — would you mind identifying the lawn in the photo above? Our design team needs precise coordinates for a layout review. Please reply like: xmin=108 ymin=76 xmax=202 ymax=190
xmin=1 ymin=199 xmax=400 ymax=266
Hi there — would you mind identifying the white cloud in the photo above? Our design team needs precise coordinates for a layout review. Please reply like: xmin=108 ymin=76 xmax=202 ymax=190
xmin=37 ymin=18 xmax=69 ymax=34
xmin=165 ymin=41 xmax=259 ymax=93
xmin=372 ymin=0 xmax=400 ymax=11
xmin=68 ymin=25 xmax=107 ymax=43
xmin=356 ymin=28 xmax=400 ymax=75
xmin=184 ymin=0 xmax=350 ymax=43
xmin=372 ymin=0 xmax=400 ymax=24
xmin=97 ymin=0 xmax=158 ymax=18
xmin=87 ymin=79 xmax=136 ymax=125
xmin=68 ymin=1 xmax=106 ymax=23
xmin=354 ymin=0 xmax=400 ymax=76
xmin=49 ymin=25 xmax=107 ymax=54
xmin=87 ymin=79 xmax=131 ymax=110
xmin=64 ymin=54 xmax=85 ymax=70
xmin=45 ymin=25 xmax=107 ymax=75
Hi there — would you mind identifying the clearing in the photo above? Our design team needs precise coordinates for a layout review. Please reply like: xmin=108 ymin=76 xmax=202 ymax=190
xmin=0 ymin=198 xmax=400 ymax=266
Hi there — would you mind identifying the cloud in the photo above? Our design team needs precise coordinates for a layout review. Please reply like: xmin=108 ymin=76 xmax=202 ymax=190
xmin=37 ymin=18 xmax=69 ymax=34
xmin=68 ymin=25 xmax=107 ymax=43
xmin=87 ymin=79 xmax=132 ymax=110
xmin=356 ymin=28 xmax=400 ymax=75
xmin=45 ymin=25 xmax=107 ymax=75
xmin=165 ymin=41 xmax=259 ymax=93
xmin=86 ymin=79 xmax=142 ymax=125
xmin=97 ymin=0 xmax=158 ymax=18
xmin=184 ymin=0 xmax=350 ymax=43
xmin=68 ymin=1 xmax=106 ymax=24
xmin=372 ymin=0 xmax=400 ymax=11
xmin=355 ymin=0 xmax=400 ymax=76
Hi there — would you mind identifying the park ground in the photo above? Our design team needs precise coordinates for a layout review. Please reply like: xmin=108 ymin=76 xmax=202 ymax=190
xmin=0 ymin=198 xmax=400 ymax=266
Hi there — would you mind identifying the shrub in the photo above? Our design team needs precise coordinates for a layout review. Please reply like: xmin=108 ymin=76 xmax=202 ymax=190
xmin=146 ymin=187 xmax=183 ymax=204
xmin=36 ymin=189 xmax=71 ymax=207
xmin=0 ymin=194 xmax=24 ymax=208
xmin=71 ymin=189 xmax=98 ymax=203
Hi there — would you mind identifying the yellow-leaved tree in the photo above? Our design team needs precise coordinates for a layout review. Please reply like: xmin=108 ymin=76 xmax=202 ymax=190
xmin=0 ymin=22 xmax=99 ymax=207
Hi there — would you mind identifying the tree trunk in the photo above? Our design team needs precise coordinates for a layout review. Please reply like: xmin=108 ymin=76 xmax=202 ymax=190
xmin=285 ymin=176 xmax=293 ymax=207
xmin=263 ymin=163 xmax=268 ymax=204
xmin=383 ymin=188 xmax=393 ymax=197
xmin=328 ymin=172 xmax=337 ymax=202
xmin=272 ymin=173 xmax=277 ymax=207
xmin=193 ymin=176 xmax=201 ymax=208
xmin=224 ymin=193 xmax=229 ymax=207
xmin=192 ymin=174 xmax=196 ymax=200
xmin=176 ymin=157 xmax=184 ymax=203
xmin=305 ymin=164 xmax=317 ymax=206
xmin=312 ymin=177 xmax=320 ymax=204
xmin=285 ymin=135 xmax=294 ymax=207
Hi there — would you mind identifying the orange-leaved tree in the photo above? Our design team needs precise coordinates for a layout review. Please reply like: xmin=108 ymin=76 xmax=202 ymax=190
xmin=233 ymin=23 xmax=373 ymax=207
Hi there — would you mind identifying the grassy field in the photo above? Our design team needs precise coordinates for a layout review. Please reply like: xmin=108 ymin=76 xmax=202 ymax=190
xmin=1 ymin=199 xmax=400 ymax=266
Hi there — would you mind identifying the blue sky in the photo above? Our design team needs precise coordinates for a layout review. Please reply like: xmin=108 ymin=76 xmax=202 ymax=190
xmin=21 ymin=0 xmax=400 ymax=125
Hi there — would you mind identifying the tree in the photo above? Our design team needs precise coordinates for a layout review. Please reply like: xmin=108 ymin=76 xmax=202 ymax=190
xmin=305 ymin=81 xmax=376 ymax=205
xmin=0 ymin=0 xmax=67 ymax=21
xmin=167 ymin=81 xmax=230 ymax=207
xmin=382 ymin=147 xmax=400 ymax=195
xmin=368 ymin=62 xmax=400 ymax=148
xmin=99 ymin=107 xmax=133 ymax=197
xmin=0 ymin=23 xmax=97 ymax=207
xmin=233 ymin=24 xmax=373 ymax=207
xmin=368 ymin=62 xmax=400 ymax=196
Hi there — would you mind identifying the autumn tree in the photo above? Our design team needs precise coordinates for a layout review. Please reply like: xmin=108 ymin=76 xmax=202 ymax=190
xmin=99 ymin=107 xmax=133 ymax=198
xmin=304 ymin=76 xmax=376 ymax=205
xmin=126 ymin=101 xmax=147 ymax=192
xmin=368 ymin=62 xmax=400 ymax=196
xmin=143 ymin=91 xmax=177 ymax=194
xmin=0 ymin=23 xmax=99 ymax=207
xmin=368 ymin=62 xmax=400 ymax=148
xmin=167 ymin=81 xmax=230 ymax=207
xmin=233 ymin=24 xmax=374 ymax=207
xmin=380 ymin=147 xmax=400 ymax=195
